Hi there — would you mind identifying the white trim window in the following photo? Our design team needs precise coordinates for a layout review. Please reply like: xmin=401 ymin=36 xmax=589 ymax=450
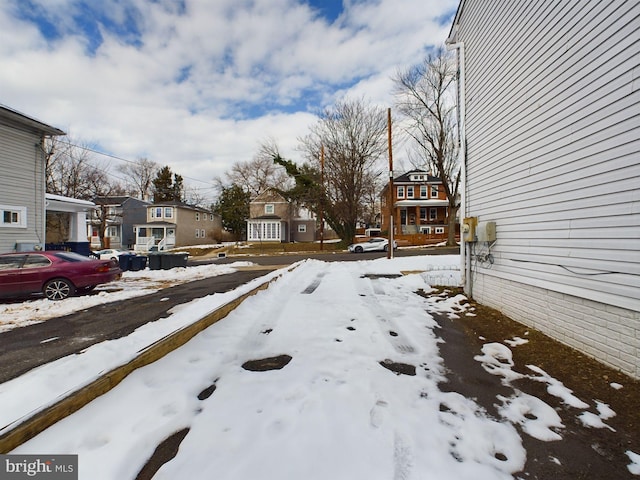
xmin=435 ymin=227 xmax=445 ymax=234
xmin=195 ymin=229 xmax=200 ymax=238
xmin=420 ymin=207 xmax=427 ymax=221
xmin=151 ymin=207 xmax=163 ymax=218
xmin=430 ymin=185 xmax=439 ymax=198
xmin=406 ymin=186 xmax=414 ymax=198
xmin=420 ymin=226 xmax=431 ymax=234
xmin=200 ymin=229 xmax=206 ymax=238
xmin=265 ymin=204 xmax=275 ymax=215
xmin=430 ymin=208 xmax=437 ymax=220
xmin=397 ymin=186 xmax=405 ymax=199
xmin=420 ymin=185 xmax=428 ymax=198
xmin=0 ymin=205 xmax=27 ymax=228
xmin=195 ymin=212 xmax=200 ymax=221
xmin=164 ymin=207 xmax=173 ymax=219
xmin=298 ymin=224 xmax=307 ymax=233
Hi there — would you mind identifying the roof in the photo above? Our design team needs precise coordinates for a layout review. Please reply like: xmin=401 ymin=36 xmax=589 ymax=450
xmin=446 ymin=0 xmax=465 ymax=44
xmin=0 ymin=104 xmax=65 ymax=136
xmin=393 ymin=169 xmax=442 ymax=183
xmin=149 ymin=200 xmax=212 ymax=212
xmin=94 ymin=196 xmax=151 ymax=206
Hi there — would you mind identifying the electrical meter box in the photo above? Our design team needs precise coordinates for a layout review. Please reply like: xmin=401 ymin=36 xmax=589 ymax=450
xmin=476 ymin=221 xmax=496 ymax=242
xmin=462 ymin=217 xmax=477 ymax=242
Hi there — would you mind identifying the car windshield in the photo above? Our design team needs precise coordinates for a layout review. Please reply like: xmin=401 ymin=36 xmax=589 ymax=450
xmin=53 ymin=252 xmax=93 ymax=263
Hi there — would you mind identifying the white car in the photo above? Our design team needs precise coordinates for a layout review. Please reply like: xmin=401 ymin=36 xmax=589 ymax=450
xmin=91 ymin=248 xmax=130 ymax=260
xmin=348 ymin=238 xmax=397 ymax=253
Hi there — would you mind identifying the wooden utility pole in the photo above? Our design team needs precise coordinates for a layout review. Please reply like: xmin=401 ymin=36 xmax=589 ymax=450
xmin=387 ymin=108 xmax=394 ymax=260
xmin=320 ymin=145 xmax=324 ymax=251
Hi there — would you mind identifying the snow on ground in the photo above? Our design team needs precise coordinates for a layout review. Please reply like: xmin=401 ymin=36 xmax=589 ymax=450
xmin=2 ymin=255 xmax=638 ymax=478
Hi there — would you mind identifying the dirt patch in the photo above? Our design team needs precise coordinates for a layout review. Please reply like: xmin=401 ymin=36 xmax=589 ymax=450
xmin=379 ymin=359 xmax=416 ymax=376
xmin=135 ymin=428 xmax=190 ymax=480
xmin=426 ymin=287 xmax=640 ymax=479
xmin=242 ymin=354 xmax=292 ymax=372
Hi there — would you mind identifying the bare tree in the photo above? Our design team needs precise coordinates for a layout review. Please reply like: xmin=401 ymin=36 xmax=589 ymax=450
xmin=214 ymin=138 xmax=291 ymax=198
xmin=299 ymin=97 xmax=388 ymax=243
xmin=117 ymin=157 xmax=158 ymax=201
xmin=393 ymin=47 xmax=461 ymax=246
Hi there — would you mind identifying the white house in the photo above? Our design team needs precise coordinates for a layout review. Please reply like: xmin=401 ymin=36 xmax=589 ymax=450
xmin=447 ymin=1 xmax=640 ymax=378
xmin=0 ymin=105 xmax=65 ymax=253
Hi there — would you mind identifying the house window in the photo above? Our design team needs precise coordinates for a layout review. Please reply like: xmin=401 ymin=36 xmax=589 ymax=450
xmin=151 ymin=207 xmax=162 ymax=218
xmin=200 ymin=229 xmax=206 ymax=238
xmin=397 ymin=186 xmax=405 ymax=199
xmin=420 ymin=207 xmax=427 ymax=220
xmin=406 ymin=186 xmax=414 ymax=198
xmin=195 ymin=229 xmax=200 ymax=238
xmin=195 ymin=212 xmax=200 ymax=221
xmin=420 ymin=226 xmax=431 ymax=234
xmin=436 ymin=227 xmax=445 ymax=234
xmin=431 ymin=186 xmax=438 ymax=198
xmin=164 ymin=207 xmax=173 ymax=219
xmin=210 ymin=214 xmax=215 ymax=221
xmin=430 ymin=208 xmax=437 ymax=220
xmin=0 ymin=205 xmax=27 ymax=228
xmin=107 ymin=226 xmax=118 ymax=237
xmin=298 ymin=224 xmax=307 ymax=233
xmin=265 ymin=204 xmax=275 ymax=215
xmin=420 ymin=185 xmax=428 ymax=198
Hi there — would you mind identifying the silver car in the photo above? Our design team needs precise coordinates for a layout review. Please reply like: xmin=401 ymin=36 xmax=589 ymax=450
xmin=348 ymin=238 xmax=397 ymax=253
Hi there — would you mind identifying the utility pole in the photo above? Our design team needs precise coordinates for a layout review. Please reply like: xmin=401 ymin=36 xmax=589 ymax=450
xmin=387 ymin=108 xmax=394 ymax=260
xmin=320 ymin=145 xmax=324 ymax=251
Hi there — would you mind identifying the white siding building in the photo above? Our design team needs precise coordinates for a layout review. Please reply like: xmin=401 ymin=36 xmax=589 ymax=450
xmin=447 ymin=1 xmax=640 ymax=378
xmin=0 ymin=106 xmax=65 ymax=253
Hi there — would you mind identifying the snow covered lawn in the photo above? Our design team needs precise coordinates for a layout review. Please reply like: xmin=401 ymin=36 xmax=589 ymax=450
xmin=2 ymin=256 xmax=638 ymax=478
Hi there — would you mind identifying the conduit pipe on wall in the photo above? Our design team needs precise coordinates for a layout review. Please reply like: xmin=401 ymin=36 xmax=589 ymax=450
xmin=445 ymin=41 xmax=469 ymax=295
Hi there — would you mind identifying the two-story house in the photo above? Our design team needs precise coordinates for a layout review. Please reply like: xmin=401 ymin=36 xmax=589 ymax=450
xmin=380 ymin=169 xmax=451 ymax=243
xmin=0 ymin=105 xmax=65 ymax=253
xmin=247 ymin=189 xmax=316 ymax=243
xmin=89 ymin=196 xmax=151 ymax=250
xmin=133 ymin=201 xmax=222 ymax=252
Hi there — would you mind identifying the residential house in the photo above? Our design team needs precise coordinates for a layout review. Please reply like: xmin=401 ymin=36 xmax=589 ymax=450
xmin=447 ymin=1 xmax=640 ymax=378
xmin=247 ymin=189 xmax=316 ymax=243
xmin=90 ymin=196 xmax=151 ymax=250
xmin=45 ymin=193 xmax=95 ymax=255
xmin=380 ymin=169 xmax=451 ymax=244
xmin=133 ymin=201 xmax=222 ymax=252
xmin=0 ymin=105 xmax=65 ymax=253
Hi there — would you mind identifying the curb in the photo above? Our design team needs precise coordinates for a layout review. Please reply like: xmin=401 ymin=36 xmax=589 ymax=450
xmin=0 ymin=275 xmax=279 ymax=453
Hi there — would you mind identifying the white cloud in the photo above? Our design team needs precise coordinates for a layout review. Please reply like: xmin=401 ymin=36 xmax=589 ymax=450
xmin=0 ymin=0 xmax=458 ymax=202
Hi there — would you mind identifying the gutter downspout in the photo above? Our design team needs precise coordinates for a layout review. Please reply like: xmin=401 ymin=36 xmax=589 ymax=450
xmin=446 ymin=40 xmax=469 ymax=296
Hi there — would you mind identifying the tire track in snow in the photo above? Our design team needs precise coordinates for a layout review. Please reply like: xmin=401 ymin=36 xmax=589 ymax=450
xmin=357 ymin=276 xmax=417 ymax=355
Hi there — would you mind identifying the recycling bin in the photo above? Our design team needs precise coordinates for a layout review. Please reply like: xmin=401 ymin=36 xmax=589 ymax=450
xmin=160 ymin=252 xmax=189 ymax=269
xmin=130 ymin=255 xmax=148 ymax=271
xmin=118 ymin=253 xmax=133 ymax=271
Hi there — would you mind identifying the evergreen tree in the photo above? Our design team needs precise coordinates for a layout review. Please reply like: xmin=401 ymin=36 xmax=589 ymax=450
xmin=152 ymin=166 xmax=184 ymax=202
xmin=213 ymin=184 xmax=251 ymax=239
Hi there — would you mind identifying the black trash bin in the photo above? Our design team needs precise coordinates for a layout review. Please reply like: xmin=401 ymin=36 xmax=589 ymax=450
xmin=160 ymin=252 xmax=189 ymax=270
xmin=118 ymin=253 xmax=133 ymax=271
xmin=130 ymin=255 xmax=148 ymax=271
xmin=147 ymin=252 xmax=162 ymax=270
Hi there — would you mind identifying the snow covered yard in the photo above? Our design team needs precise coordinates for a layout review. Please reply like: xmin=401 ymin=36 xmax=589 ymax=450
xmin=1 ymin=255 xmax=638 ymax=479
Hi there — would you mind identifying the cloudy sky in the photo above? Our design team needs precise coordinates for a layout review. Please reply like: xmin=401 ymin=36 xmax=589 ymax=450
xmin=1 ymin=0 xmax=458 ymax=203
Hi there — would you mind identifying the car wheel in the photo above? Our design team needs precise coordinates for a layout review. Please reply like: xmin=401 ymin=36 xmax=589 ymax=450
xmin=44 ymin=278 xmax=75 ymax=300
xmin=383 ymin=244 xmax=389 ymax=252
xmin=355 ymin=246 xmax=364 ymax=253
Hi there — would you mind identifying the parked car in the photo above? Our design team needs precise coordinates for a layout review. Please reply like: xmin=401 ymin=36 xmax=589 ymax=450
xmin=0 ymin=251 xmax=122 ymax=301
xmin=347 ymin=238 xmax=397 ymax=253
xmin=91 ymin=248 xmax=129 ymax=260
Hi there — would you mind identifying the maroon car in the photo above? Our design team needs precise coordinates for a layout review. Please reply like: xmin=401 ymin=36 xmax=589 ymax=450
xmin=0 ymin=251 xmax=122 ymax=301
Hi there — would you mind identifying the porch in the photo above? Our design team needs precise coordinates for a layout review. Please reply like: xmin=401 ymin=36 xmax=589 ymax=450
xmin=133 ymin=224 xmax=176 ymax=253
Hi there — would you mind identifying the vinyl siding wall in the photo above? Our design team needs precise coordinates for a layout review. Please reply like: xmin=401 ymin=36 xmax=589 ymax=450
xmin=0 ymin=123 xmax=45 ymax=253
xmin=455 ymin=0 xmax=640 ymax=377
